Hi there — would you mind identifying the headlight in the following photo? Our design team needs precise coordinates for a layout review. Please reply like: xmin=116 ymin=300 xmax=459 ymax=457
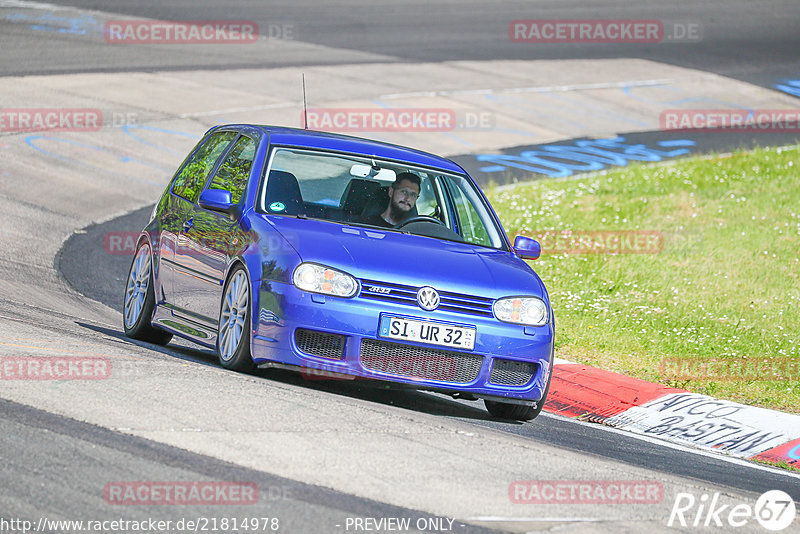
xmin=493 ymin=297 xmax=548 ymax=326
xmin=292 ymin=263 xmax=358 ymax=298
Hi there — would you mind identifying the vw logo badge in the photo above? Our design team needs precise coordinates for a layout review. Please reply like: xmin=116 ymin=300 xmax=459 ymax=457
xmin=417 ymin=286 xmax=440 ymax=311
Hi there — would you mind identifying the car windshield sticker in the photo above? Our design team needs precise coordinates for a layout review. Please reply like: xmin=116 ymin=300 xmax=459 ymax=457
xmin=269 ymin=202 xmax=286 ymax=212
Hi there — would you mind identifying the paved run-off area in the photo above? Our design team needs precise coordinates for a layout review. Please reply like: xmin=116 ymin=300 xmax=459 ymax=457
xmin=1 ymin=1 xmax=799 ymax=530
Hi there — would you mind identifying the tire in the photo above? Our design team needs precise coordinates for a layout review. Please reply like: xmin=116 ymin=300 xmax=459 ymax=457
xmin=123 ymin=241 xmax=172 ymax=345
xmin=217 ymin=265 xmax=254 ymax=372
xmin=485 ymin=346 xmax=554 ymax=421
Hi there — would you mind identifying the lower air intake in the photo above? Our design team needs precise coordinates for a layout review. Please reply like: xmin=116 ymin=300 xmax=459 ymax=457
xmin=359 ymin=338 xmax=482 ymax=384
xmin=489 ymin=358 xmax=537 ymax=386
xmin=295 ymin=329 xmax=346 ymax=360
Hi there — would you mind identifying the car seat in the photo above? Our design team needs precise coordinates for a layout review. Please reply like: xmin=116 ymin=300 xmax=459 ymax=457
xmin=264 ymin=170 xmax=304 ymax=215
xmin=340 ymin=178 xmax=382 ymax=220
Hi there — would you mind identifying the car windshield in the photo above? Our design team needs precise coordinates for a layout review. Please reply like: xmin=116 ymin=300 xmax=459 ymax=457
xmin=258 ymin=147 xmax=507 ymax=250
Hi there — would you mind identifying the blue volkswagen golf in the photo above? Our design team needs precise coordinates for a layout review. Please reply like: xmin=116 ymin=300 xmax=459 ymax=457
xmin=123 ymin=125 xmax=554 ymax=420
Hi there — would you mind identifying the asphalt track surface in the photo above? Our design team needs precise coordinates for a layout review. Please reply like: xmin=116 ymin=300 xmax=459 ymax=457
xmin=2 ymin=1 xmax=800 ymax=533
xmin=5 ymin=0 xmax=800 ymax=90
xmin=59 ymin=205 xmax=800 ymax=499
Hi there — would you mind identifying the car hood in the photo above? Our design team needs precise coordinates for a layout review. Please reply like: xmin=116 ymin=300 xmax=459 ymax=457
xmin=266 ymin=216 xmax=547 ymax=299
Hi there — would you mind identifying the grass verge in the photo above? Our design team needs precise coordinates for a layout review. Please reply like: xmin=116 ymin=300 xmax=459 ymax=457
xmin=488 ymin=145 xmax=800 ymax=413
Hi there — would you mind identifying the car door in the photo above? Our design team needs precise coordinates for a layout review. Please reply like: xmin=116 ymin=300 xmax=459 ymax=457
xmin=173 ymin=133 xmax=257 ymax=326
xmin=156 ymin=133 xmax=235 ymax=309
xmin=167 ymin=130 xmax=238 ymax=327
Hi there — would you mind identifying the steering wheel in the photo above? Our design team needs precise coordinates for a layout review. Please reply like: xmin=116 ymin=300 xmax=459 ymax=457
xmin=394 ymin=215 xmax=446 ymax=229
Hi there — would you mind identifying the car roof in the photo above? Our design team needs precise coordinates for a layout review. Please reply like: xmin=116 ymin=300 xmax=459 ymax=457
xmin=208 ymin=124 xmax=466 ymax=175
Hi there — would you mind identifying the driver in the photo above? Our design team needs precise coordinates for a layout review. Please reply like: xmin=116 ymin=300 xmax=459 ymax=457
xmin=360 ymin=172 xmax=420 ymax=228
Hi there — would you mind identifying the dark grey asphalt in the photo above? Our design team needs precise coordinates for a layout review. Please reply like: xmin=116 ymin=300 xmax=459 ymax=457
xmin=2 ymin=0 xmax=798 ymax=90
xmin=58 ymin=206 xmax=800 ymax=506
xmin=455 ymin=130 xmax=800 ymax=185
xmin=5 ymin=0 xmax=800 ymax=530
xmin=0 ymin=397 xmax=501 ymax=534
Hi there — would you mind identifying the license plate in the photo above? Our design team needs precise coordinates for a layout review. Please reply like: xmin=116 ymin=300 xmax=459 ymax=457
xmin=379 ymin=315 xmax=475 ymax=350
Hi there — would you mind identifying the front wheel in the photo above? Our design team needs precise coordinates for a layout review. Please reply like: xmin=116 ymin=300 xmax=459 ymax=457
xmin=485 ymin=398 xmax=543 ymax=421
xmin=123 ymin=241 xmax=172 ymax=345
xmin=217 ymin=266 xmax=254 ymax=372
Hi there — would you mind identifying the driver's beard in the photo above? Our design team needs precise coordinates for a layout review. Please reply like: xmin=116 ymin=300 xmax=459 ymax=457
xmin=388 ymin=201 xmax=412 ymax=222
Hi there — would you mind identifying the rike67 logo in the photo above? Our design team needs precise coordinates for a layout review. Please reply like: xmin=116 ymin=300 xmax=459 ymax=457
xmin=668 ymin=490 xmax=796 ymax=531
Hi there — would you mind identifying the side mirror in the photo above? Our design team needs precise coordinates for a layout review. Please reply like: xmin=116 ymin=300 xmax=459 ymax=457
xmin=514 ymin=235 xmax=541 ymax=260
xmin=199 ymin=189 xmax=234 ymax=213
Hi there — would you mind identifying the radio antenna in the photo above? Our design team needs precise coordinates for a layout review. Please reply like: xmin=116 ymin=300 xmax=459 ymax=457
xmin=302 ymin=73 xmax=308 ymax=129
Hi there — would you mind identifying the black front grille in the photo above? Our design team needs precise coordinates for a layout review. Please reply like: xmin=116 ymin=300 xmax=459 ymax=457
xmin=489 ymin=359 xmax=537 ymax=386
xmin=295 ymin=329 xmax=345 ymax=360
xmin=359 ymin=279 xmax=494 ymax=317
xmin=359 ymin=338 xmax=483 ymax=384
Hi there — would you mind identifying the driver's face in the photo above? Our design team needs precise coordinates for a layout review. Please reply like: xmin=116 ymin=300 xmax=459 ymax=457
xmin=389 ymin=179 xmax=420 ymax=213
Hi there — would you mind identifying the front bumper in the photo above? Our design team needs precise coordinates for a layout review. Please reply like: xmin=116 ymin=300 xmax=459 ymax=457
xmin=252 ymin=281 xmax=554 ymax=403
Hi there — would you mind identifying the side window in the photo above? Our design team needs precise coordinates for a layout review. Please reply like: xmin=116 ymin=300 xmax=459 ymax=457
xmin=172 ymin=131 xmax=237 ymax=203
xmin=207 ymin=135 xmax=257 ymax=204
xmin=414 ymin=175 xmax=439 ymax=217
xmin=447 ymin=179 xmax=492 ymax=247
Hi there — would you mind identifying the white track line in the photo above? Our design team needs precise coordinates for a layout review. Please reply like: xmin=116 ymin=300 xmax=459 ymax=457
xmin=378 ymin=77 xmax=715 ymax=100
